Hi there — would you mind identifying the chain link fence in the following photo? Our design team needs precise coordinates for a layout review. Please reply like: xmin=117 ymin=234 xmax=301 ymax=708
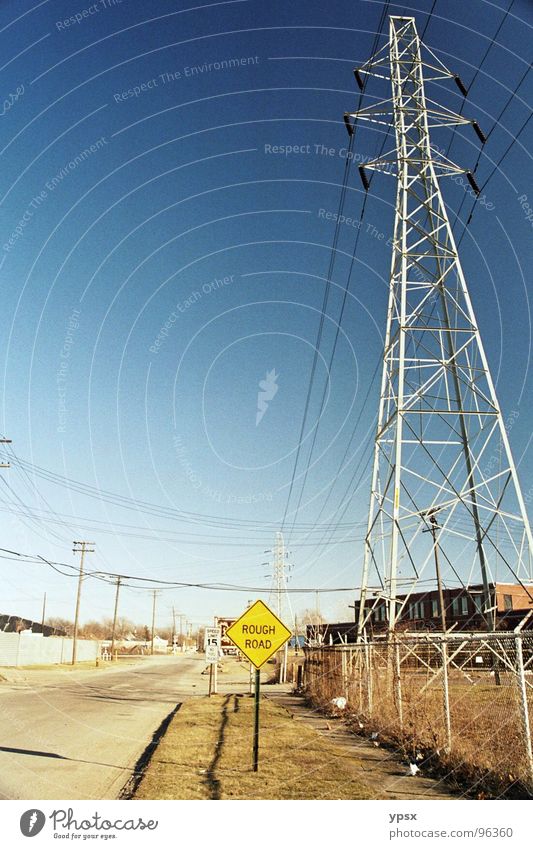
xmin=304 ymin=632 xmax=533 ymax=798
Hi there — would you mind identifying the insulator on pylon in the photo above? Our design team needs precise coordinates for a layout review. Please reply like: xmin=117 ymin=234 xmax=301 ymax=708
xmin=359 ymin=165 xmax=370 ymax=191
xmin=454 ymin=75 xmax=468 ymax=97
xmin=343 ymin=113 xmax=354 ymax=136
xmin=472 ymin=121 xmax=487 ymax=144
xmin=466 ymin=171 xmax=481 ymax=196
xmin=354 ymin=69 xmax=364 ymax=90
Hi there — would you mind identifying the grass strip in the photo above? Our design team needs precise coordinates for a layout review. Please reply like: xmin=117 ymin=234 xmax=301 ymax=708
xmin=135 ymin=693 xmax=379 ymax=800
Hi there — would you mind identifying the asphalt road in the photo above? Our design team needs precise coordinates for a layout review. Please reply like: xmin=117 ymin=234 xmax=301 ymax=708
xmin=0 ymin=655 xmax=206 ymax=800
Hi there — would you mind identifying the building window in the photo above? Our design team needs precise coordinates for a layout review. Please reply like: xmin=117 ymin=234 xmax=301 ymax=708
xmin=431 ymin=599 xmax=438 ymax=618
xmin=451 ymin=595 xmax=468 ymax=616
xmin=504 ymin=594 xmax=513 ymax=611
xmin=472 ymin=595 xmax=483 ymax=615
xmin=376 ymin=604 xmax=385 ymax=621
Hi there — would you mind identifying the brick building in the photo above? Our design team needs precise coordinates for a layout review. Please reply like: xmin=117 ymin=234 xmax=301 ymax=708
xmin=310 ymin=582 xmax=533 ymax=644
xmin=369 ymin=582 xmax=533 ymax=632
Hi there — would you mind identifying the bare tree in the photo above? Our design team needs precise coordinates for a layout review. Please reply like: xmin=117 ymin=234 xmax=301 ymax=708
xmin=45 ymin=617 xmax=74 ymax=636
xmin=299 ymin=608 xmax=325 ymax=646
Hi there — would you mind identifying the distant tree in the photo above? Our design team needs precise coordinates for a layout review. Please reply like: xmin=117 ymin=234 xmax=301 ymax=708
xmin=300 ymin=608 xmax=325 ymax=626
xmin=80 ymin=620 xmax=109 ymax=640
xmin=46 ymin=617 xmax=74 ymax=636
xmin=299 ymin=608 xmax=326 ymax=646
xmin=115 ymin=617 xmax=136 ymax=639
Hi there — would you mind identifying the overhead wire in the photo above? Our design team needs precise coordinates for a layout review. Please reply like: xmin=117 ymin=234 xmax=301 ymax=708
xmin=282 ymin=1 xmax=391 ymax=540
xmin=0 ymin=449 xmax=363 ymax=532
xmin=446 ymin=0 xmax=517 ymax=162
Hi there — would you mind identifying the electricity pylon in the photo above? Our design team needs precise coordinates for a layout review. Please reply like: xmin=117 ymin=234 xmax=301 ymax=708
xmin=267 ymin=532 xmax=293 ymax=623
xmin=344 ymin=17 xmax=533 ymax=636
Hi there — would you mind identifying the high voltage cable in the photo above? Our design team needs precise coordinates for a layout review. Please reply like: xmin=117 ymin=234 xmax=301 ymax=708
xmin=0 ymin=504 xmax=364 ymax=546
xmin=477 ymin=109 xmax=533 ymax=194
xmin=446 ymin=0 xmax=517 ymax=162
xmin=0 ymin=450 xmax=360 ymax=531
xmin=280 ymin=130 xmax=356 ymax=531
xmin=0 ymin=546 xmax=378 ymax=594
xmin=0 ymin=475 xmax=69 ymax=546
xmin=291 ymin=118 xmax=389 ymax=533
xmin=287 ymin=10 xmax=397 ymax=545
xmin=455 ymin=103 xmax=532 ymax=249
xmin=0 ymin=499 xmax=369 ymax=539
xmin=305 ymin=355 xmax=382 ymax=531
xmin=452 ymin=63 xmax=531 ymax=238
xmin=285 ymin=142 xmax=362 ymax=541
xmin=281 ymin=2 xmax=390 ymax=537
xmin=420 ymin=0 xmax=438 ymax=40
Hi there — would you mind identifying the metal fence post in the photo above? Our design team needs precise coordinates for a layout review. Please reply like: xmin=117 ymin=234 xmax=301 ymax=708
xmin=514 ymin=633 xmax=533 ymax=789
xmin=394 ymin=639 xmax=403 ymax=727
xmin=356 ymin=647 xmax=362 ymax=712
xmin=441 ymin=635 xmax=452 ymax=752
xmin=341 ymin=648 xmax=348 ymax=700
xmin=367 ymin=641 xmax=373 ymax=716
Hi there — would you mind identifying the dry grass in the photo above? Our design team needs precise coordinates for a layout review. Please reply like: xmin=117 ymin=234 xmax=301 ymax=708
xmin=305 ymin=649 xmax=533 ymax=798
xmin=134 ymin=693 xmax=379 ymax=800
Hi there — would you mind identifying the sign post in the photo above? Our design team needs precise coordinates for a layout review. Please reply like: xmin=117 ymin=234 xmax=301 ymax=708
xmin=205 ymin=625 xmax=221 ymax=696
xmin=253 ymin=668 xmax=260 ymax=771
xmin=225 ymin=599 xmax=291 ymax=771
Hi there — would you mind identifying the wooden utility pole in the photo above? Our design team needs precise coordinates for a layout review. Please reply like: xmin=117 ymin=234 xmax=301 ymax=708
xmin=72 ymin=542 xmax=95 ymax=664
xmin=41 ymin=592 xmax=47 ymax=634
xmin=110 ymin=576 xmax=122 ymax=657
xmin=150 ymin=590 xmax=157 ymax=655
xmin=170 ymin=605 xmax=177 ymax=652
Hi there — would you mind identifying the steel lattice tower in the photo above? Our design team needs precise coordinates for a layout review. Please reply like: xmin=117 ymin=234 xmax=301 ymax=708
xmin=344 ymin=17 xmax=533 ymax=636
xmin=267 ymin=532 xmax=293 ymax=623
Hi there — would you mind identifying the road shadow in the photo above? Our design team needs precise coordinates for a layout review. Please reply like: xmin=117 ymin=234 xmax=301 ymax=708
xmin=119 ymin=703 xmax=182 ymax=799
xmin=0 ymin=745 xmax=64 ymax=759
xmin=0 ymin=744 xmax=130 ymax=772
xmin=204 ymin=694 xmax=238 ymax=800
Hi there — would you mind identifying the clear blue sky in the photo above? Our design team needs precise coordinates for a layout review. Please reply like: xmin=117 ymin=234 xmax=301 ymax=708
xmin=0 ymin=0 xmax=531 ymax=633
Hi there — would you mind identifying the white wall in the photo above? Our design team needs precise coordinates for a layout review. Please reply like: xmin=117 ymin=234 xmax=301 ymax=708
xmin=0 ymin=632 xmax=100 ymax=666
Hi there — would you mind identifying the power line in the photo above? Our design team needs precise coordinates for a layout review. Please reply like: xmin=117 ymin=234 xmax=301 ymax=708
xmin=280 ymin=130 xmax=356 ymax=530
xmin=477 ymin=109 xmax=533 ymax=195
xmin=446 ymin=0 xmax=517 ymax=162
xmin=0 ymin=450 xmax=365 ymax=532
xmin=455 ymin=103 xmax=532 ymax=249
xmin=281 ymin=2 xmax=391 ymax=536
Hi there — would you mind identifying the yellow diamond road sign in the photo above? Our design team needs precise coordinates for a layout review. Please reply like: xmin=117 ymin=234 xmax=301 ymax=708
xmin=225 ymin=600 xmax=292 ymax=669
